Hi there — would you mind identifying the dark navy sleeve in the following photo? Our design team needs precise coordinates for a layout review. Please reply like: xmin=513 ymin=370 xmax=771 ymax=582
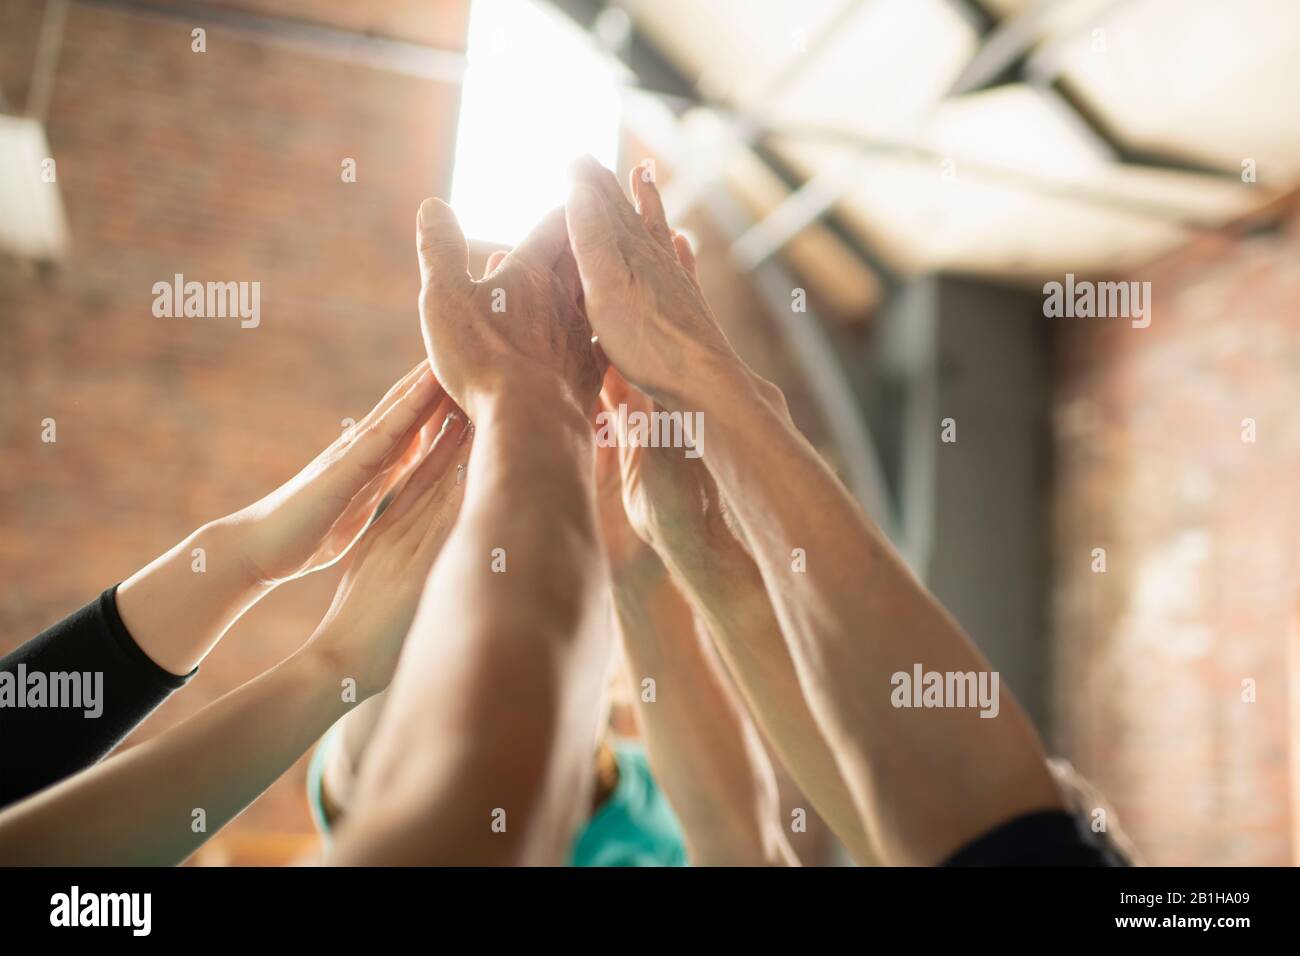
xmin=0 ymin=585 xmax=195 ymax=808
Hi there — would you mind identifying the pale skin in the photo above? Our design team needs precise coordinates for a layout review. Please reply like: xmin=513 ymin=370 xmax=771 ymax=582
xmin=315 ymin=251 xmax=607 ymax=833
xmin=314 ymin=251 xmax=519 ymax=826
xmin=0 ymin=404 xmax=472 ymax=866
xmin=564 ymin=156 xmax=1064 ymax=866
xmin=594 ymin=190 xmax=877 ymax=865
xmin=113 ymin=359 xmax=448 ymax=677
xmin=596 ymin=425 xmax=796 ymax=866
xmin=327 ymin=201 xmax=612 ymax=866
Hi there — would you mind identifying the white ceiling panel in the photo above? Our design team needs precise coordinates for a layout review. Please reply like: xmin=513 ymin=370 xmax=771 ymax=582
xmin=620 ymin=0 xmax=1298 ymax=283
xmin=1055 ymin=0 xmax=1300 ymax=179
xmin=622 ymin=0 xmax=854 ymax=105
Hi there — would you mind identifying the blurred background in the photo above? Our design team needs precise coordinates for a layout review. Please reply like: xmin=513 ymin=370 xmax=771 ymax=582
xmin=1 ymin=0 xmax=1298 ymax=865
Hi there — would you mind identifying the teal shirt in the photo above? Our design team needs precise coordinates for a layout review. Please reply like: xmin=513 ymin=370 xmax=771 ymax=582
xmin=308 ymin=732 xmax=687 ymax=867
xmin=567 ymin=741 xmax=688 ymax=867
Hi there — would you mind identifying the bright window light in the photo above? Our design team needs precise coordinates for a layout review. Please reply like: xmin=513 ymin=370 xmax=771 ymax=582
xmin=450 ymin=0 xmax=624 ymax=245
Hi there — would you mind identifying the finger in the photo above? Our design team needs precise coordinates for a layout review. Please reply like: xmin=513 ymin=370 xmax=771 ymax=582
xmin=345 ymin=359 xmax=436 ymax=440
xmin=340 ymin=367 xmax=444 ymax=481
xmin=571 ymin=155 xmax=642 ymax=233
xmin=508 ymin=206 xmax=571 ymax=273
xmin=672 ymin=231 xmax=699 ymax=283
xmin=565 ymin=180 xmax=625 ymax=295
xmin=414 ymin=436 xmax=472 ymax=556
xmin=324 ymin=385 xmax=446 ymax=543
xmin=482 ymin=249 xmax=508 ymax=278
xmin=390 ymin=392 xmax=456 ymax=486
xmin=630 ymin=163 xmax=674 ymax=254
xmin=417 ymin=198 xmax=472 ymax=293
xmin=377 ymin=408 xmax=469 ymax=533
xmin=364 ymin=392 xmax=458 ymax=528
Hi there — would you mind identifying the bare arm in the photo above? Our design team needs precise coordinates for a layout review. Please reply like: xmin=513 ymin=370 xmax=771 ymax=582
xmin=115 ymin=361 xmax=444 ymax=676
xmin=674 ymin=362 xmax=1060 ymax=865
xmin=328 ymin=201 xmax=611 ymax=866
xmin=612 ymin=564 xmax=795 ymax=866
xmin=330 ymin=383 xmax=609 ymax=865
xmin=0 ymin=646 xmax=347 ymax=865
xmin=598 ymin=444 xmax=794 ymax=865
xmin=0 ymin=409 xmax=470 ymax=866
xmin=643 ymin=494 xmax=879 ymax=866
xmin=598 ymin=228 xmax=878 ymax=864
xmin=565 ymin=158 xmax=1062 ymax=866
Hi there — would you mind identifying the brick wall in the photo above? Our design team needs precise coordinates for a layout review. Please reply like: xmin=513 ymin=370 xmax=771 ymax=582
xmin=0 ymin=0 xmax=468 ymax=862
xmin=0 ymin=0 xmax=839 ymax=865
xmin=1050 ymin=210 xmax=1300 ymax=865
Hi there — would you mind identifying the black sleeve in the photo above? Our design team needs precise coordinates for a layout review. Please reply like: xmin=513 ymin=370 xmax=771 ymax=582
xmin=0 ymin=585 xmax=196 ymax=809
xmin=942 ymin=809 xmax=1125 ymax=866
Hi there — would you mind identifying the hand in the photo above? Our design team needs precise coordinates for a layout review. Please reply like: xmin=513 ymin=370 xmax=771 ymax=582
xmin=601 ymin=362 xmax=738 ymax=565
xmin=416 ymin=199 xmax=607 ymax=419
xmin=308 ymin=399 xmax=473 ymax=699
xmin=226 ymin=361 xmax=447 ymax=587
xmin=593 ymin=416 xmax=660 ymax=582
xmin=564 ymin=158 xmax=738 ymax=405
xmin=592 ymin=224 xmax=740 ymax=559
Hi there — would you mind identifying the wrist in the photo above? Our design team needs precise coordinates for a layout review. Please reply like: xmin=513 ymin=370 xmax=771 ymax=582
xmin=468 ymin=372 xmax=594 ymax=457
xmin=463 ymin=365 xmax=589 ymax=426
xmin=299 ymin=623 xmax=384 ymax=706
xmin=646 ymin=336 xmax=748 ymax=413
xmin=203 ymin=513 xmax=279 ymax=593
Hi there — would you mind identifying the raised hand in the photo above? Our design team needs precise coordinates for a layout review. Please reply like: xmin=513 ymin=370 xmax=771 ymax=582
xmin=564 ymin=157 xmax=738 ymax=406
xmin=308 ymin=398 xmax=473 ymax=698
xmin=113 ymin=361 xmax=449 ymax=678
xmin=592 ymin=219 xmax=740 ymax=559
xmin=0 ymin=401 xmax=472 ymax=868
xmin=229 ymin=361 xmax=447 ymax=586
xmin=593 ymin=414 xmax=663 ymax=583
xmin=416 ymin=199 xmax=607 ymax=418
xmin=600 ymin=366 xmax=735 ymax=560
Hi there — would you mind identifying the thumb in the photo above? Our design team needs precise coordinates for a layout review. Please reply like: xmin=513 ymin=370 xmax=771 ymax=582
xmin=417 ymin=198 xmax=471 ymax=292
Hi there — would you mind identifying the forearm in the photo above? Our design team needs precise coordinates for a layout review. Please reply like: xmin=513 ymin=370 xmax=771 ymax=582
xmin=330 ymin=381 xmax=610 ymax=866
xmin=115 ymin=517 xmax=272 ymax=676
xmin=665 ymin=354 xmax=1061 ymax=866
xmin=0 ymin=643 xmax=348 ymax=866
xmin=653 ymin=524 xmax=878 ymax=865
xmin=612 ymin=559 xmax=793 ymax=866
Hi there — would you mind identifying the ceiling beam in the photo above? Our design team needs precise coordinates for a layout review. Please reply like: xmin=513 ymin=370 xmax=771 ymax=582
xmin=76 ymin=0 xmax=469 ymax=82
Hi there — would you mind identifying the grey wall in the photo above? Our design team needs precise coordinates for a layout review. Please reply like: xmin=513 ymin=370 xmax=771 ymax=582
xmin=871 ymin=275 xmax=1052 ymax=729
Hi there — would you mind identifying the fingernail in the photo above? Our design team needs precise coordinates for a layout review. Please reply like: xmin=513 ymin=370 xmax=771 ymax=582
xmin=433 ymin=409 xmax=461 ymax=441
xmin=456 ymin=463 xmax=466 ymax=484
